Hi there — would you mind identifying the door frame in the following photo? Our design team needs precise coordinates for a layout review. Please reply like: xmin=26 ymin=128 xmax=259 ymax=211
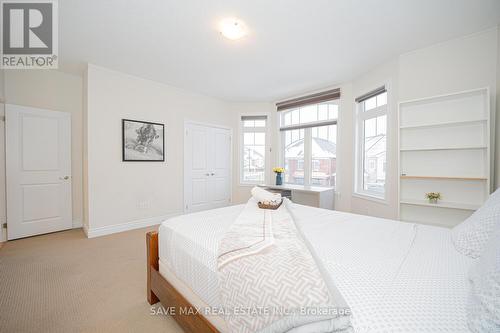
xmin=183 ymin=120 xmax=233 ymax=214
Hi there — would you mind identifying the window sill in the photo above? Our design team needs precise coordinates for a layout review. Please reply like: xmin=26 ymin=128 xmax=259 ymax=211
xmin=239 ymin=182 xmax=264 ymax=187
xmin=352 ymin=192 xmax=388 ymax=205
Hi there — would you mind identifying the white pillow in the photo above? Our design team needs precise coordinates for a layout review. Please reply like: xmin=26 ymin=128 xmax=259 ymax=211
xmin=467 ymin=227 xmax=500 ymax=332
xmin=451 ymin=188 xmax=500 ymax=258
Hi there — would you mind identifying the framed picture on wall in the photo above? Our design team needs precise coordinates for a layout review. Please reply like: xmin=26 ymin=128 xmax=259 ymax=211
xmin=122 ymin=119 xmax=165 ymax=162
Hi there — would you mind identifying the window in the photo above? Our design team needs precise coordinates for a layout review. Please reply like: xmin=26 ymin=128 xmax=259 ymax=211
xmin=297 ymin=159 xmax=304 ymax=171
xmin=241 ymin=115 xmax=267 ymax=184
xmin=312 ymin=160 xmax=320 ymax=171
xmin=279 ymin=101 xmax=338 ymax=187
xmin=355 ymin=87 xmax=387 ymax=199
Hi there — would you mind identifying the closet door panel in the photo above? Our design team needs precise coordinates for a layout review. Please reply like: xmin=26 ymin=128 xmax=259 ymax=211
xmin=185 ymin=124 xmax=231 ymax=213
xmin=185 ymin=124 xmax=213 ymax=212
xmin=210 ymin=128 xmax=231 ymax=208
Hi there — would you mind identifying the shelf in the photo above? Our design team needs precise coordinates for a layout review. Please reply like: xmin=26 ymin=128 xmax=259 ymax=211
xmin=400 ymin=175 xmax=487 ymax=181
xmin=400 ymin=199 xmax=480 ymax=211
xmin=400 ymin=145 xmax=487 ymax=152
xmin=400 ymin=118 xmax=487 ymax=130
xmin=398 ymin=88 xmax=489 ymax=226
xmin=399 ymin=87 xmax=488 ymax=106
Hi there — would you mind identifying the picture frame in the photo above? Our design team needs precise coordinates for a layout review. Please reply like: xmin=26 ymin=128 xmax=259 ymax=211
xmin=122 ymin=119 xmax=165 ymax=162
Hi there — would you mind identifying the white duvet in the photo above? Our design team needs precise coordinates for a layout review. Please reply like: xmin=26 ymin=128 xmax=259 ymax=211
xmin=159 ymin=202 xmax=475 ymax=332
xmin=217 ymin=199 xmax=352 ymax=333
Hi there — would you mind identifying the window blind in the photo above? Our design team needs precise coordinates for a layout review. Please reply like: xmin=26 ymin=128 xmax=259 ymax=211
xmin=355 ymin=86 xmax=386 ymax=103
xmin=276 ymin=88 xmax=340 ymax=111
xmin=241 ymin=115 xmax=267 ymax=121
xmin=279 ymin=120 xmax=337 ymax=131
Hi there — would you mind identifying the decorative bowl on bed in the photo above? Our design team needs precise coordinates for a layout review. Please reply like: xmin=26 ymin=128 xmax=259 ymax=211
xmin=257 ymin=199 xmax=283 ymax=210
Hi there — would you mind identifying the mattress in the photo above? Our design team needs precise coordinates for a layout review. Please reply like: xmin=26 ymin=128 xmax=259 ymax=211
xmin=158 ymin=205 xmax=242 ymax=307
xmin=158 ymin=203 xmax=475 ymax=332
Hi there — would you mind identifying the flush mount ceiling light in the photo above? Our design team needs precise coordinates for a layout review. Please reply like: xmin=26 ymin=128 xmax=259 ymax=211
xmin=219 ymin=18 xmax=248 ymax=40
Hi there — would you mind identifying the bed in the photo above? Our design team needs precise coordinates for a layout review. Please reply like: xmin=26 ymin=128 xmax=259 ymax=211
xmin=146 ymin=202 xmax=475 ymax=333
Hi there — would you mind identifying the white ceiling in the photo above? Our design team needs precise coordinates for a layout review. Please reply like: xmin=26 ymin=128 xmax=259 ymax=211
xmin=60 ymin=0 xmax=500 ymax=102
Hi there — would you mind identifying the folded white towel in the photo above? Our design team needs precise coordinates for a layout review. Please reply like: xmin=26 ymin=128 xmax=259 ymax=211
xmin=251 ymin=186 xmax=281 ymax=203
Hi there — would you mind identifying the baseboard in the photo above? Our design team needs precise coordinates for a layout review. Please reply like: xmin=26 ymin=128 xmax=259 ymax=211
xmin=85 ymin=212 xmax=182 ymax=238
xmin=83 ymin=224 xmax=89 ymax=237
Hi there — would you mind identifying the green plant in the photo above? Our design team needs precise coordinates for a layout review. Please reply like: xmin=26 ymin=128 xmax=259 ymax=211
xmin=425 ymin=192 xmax=441 ymax=200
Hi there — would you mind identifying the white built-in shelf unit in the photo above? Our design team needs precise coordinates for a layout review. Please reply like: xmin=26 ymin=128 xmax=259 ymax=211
xmin=398 ymin=88 xmax=490 ymax=228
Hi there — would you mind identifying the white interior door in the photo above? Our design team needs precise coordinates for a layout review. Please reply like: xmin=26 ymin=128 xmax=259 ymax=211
xmin=6 ymin=104 xmax=72 ymax=240
xmin=184 ymin=123 xmax=231 ymax=213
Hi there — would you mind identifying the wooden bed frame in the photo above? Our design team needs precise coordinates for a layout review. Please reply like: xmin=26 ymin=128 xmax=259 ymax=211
xmin=146 ymin=231 xmax=220 ymax=333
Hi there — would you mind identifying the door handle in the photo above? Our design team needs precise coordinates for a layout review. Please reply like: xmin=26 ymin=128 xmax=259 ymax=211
xmin=205 ymin=173 xmax=210 ymax=176
xmin=59 ymin=176 xmax=70 ymax=180
xmin=210 ymin=173 xmax=215 ymax=176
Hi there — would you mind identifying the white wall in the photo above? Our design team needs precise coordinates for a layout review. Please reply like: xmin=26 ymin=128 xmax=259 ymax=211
xmin=3 ymin=70 xmax=84 ymax=228
xmin=84 ymin=64 xmax=235 ymax=236
xmin=399 ymin=27 xmax=498 ymax=190
xmin=339 ymin=27 xmax=499 ymax=219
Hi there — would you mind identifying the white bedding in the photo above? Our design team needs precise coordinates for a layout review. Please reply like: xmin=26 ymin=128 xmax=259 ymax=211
xmin=159 ymin=205 xmax=241 ymax=307
xmin=158 ymin=203 xmax=475 ymax=332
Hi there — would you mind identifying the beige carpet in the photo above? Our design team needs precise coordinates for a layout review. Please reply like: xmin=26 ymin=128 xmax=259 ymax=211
xmin=0 ymin=227 xmax=183 ymax=333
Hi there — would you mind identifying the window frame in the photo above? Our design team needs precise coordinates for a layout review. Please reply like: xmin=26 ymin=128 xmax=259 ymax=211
xmin=278 ymin=101 xmax=339 ymax=188
xmin=355 ymin=88 xmax=388 ymax=201
xmin=239 ymin=114 xmax=269 ymax=186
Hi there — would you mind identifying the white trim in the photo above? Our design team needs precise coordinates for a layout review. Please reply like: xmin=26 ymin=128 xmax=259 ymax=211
xmin=399 ymin=118 xmax=487 ymax=129
xmin=238 ymin=112 xmax=270 ymax=186
xmin=398 ymin=87 xmax=489 ymax=105
xmin=303 ymin=127 xmax=312 ymax=186
xmin=354 ymin=82 xmax=389 ymax=202
xmin=278 ymin=105 xmax=339 ymax=187
xmin=84 ymin=212 xmax=182 ymax=238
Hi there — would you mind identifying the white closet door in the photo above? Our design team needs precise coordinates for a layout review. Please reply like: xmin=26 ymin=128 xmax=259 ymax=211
xmin=185 ymin=123 xmax=213 ymax=213
xmin=211 ymin=127 xmax=232 ymax=209
xmin=184 ymin=123 xmax=231 ymax=213
xmin=6 ymin=104 xmax=72 ymax=240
